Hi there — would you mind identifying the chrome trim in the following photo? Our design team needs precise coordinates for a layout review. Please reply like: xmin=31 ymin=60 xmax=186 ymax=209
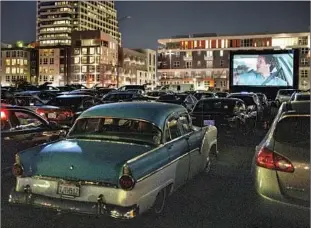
xmin=29 ymin=176 xmax=118 ymax=188
xmin=126 ymin=144 xmax=165 ymax=164
xmin=136 ymin=152 xmax=189 ymax=183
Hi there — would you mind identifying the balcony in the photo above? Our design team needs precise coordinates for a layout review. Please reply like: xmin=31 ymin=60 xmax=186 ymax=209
xmin=183 ymin=56 xmax=193 ymax=61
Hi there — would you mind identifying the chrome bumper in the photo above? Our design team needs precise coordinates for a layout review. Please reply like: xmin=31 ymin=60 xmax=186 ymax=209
xmin=9 ymin=189 xmax=139 ymax=219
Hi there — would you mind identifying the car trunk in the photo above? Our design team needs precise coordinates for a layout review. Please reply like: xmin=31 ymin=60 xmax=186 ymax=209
xmin=273 ymin=141 xmax=310 ymax=204
xmin=21 ymin=139 xmax=153 ymax=186
xmin=191 ymin=111 xmax=234 ymax=127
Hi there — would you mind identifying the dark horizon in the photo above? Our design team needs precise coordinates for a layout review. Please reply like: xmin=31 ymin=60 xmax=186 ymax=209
xmin=1 ymin=1 xmax=310 ymax=49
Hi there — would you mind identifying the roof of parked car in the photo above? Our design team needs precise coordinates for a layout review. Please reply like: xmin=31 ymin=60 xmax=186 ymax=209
xmin=78 ymin=101 xmax=187 ymax=130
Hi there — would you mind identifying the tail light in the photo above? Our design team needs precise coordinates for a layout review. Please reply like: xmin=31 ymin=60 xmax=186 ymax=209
xmin=1 ymin=111 xmax=7 ymax=120
xmin=12 ymin=163 xmax=24 ymax=177
xmin=63 ymin=111 xmax=73 ymax=117
xmin=256 ymin=147 xmax=294 ymax=173
xmin=119 ymin=165 xmax=135 ymax=190
xmin=36 ymin=108 xmax=47 ymax=118
xmin=119 ymin=175 xmax=135 ymax=190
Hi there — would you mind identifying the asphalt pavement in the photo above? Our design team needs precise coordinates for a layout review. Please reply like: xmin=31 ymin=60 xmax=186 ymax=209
xmin=1 ymin=127 xmax=309 ymax=228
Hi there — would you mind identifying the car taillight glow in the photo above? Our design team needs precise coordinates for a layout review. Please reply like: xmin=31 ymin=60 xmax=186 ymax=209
xmin=1 ymin=111 xmax=7 ymax=120
xmin=256 ymin=147 xmax=294 ymax=173
xmin=12 ymin=163 xmax=24 ymax=177
xmin=63 ymin=111 xmax=73 ymax=117
xmin=36 ymin=108 xmax=47 ymax=118
xmin=119 ymin=175 xmax=135 ymax=190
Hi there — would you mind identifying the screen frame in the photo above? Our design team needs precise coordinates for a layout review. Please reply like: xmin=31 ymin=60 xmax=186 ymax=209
xmin=229 ymin=49 xmax=299 ymax=98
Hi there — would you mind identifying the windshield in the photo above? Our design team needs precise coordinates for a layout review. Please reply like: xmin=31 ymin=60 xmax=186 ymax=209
xmin=47 ymin=97 xmax=84 ymax=107
xmin=193 ymin=99 xmax=236 ymax=112
xmin=228 ymin=95 xmax=255 ymax=106
xmin=104 ymin=93 xmax=133 ymax=101
xmin=216 ymin=93 xmax=227 ymax=98
xmin=68 ymin=118 xmax=162 ymax=145
xmin=274 ymin=116 xmax=310 ymax=147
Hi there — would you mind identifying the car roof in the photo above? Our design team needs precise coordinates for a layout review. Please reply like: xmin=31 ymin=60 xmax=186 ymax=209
xmin=199 ymin=98 xmax=242 ymax=102
xmin=78 ymin=102 xmax=187 ymax=130
xmin=281 ymin=101 xmax=310 ymax=114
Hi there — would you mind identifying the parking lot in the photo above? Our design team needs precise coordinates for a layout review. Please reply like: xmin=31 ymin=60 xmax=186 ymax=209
xmin=2 ymin=127 xmax=308 ymax=228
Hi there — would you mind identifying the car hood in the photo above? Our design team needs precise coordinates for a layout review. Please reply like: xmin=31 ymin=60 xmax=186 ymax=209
xmin=19 ymin=139 xmax=153 ymax=185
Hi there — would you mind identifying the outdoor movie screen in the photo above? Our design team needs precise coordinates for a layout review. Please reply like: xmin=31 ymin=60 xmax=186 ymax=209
xmin=232 ymin=52 xmax=294 ymax=87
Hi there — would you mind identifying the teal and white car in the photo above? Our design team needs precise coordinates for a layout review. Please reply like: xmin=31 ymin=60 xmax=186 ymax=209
xmin=9 ymin=102 xmax=218 ymax=219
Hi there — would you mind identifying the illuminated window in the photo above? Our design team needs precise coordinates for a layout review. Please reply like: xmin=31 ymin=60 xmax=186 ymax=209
xmin=186 ymin=52 xmax=192 ymax=57
xmin=220 ymin=50 xmax=224 ymax=57
xmin=20 ymin=68 xmax=24 ymax=74
xmin=5 ymin=67 xmax=10 ymax=74
xmin=89 ymin=56 xmax=95 ymax=64
xmin=89 ymin=48 xmax=95 ymax=55
xmin=206 ymin=51 xmax=213 ymax=57
xmin=74 ymin=57 xmax=80 ymax=64
xmin=24 ymin=59 xmax=28 ymax=65
xmin=5 ymin=59 xmax=10 ymax=65
xmin=74 ymin=48 xmax=80 ymax=55
xmin=194 ymin=41 xmax=197 ymax=48
xmin=20 ymin=59 xmax=24 ymax=66
xmin=81 ymin=57 xmax=87 ymax=64
xmin=12 ymin=68 xmax=16 ymax=74
xmin=49 ymin=75 xmax=54 ymax=82
xmin=82 ymin=48 xmax=87 ymax=55
xmin=12 ymin=59 xmax=16 ymax=65
xmin=17 ymin=59 xmax=20 ymax=65
xmin=17 ymin=68 xmax=20 ymax=74
xmin=221 ymin=40 xmax=225 ymax=48
xmin=96 ymin=47 xmax=101 ymax=54
xmin=82 ymin=66 xmax=87 ymax=73
xmin=49 ymin=69 xmax=54 ymax=74
xmin=96 ymin=56 xmax=100 ymax=64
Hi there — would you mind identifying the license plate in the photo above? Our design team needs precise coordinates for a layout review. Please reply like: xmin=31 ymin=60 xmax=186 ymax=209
xmin=57 ymin=183 xmax=80 ymax=197
xmin=204 ymin=120 xmax=215 ymax=126
xmin=48 ymin=113 xmax=57 ymax=119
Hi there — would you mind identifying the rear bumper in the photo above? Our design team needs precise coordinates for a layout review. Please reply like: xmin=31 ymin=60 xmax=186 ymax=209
xmin=9 ymin=189 xmax=139 ymax=219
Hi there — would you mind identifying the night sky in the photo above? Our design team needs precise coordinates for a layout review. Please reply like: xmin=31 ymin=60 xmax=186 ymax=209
xmin=1 ymin=1 xmax=310 ymax=49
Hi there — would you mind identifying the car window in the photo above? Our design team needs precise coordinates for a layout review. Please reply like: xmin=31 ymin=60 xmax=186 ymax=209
xmin=166 ymin=118 xmax=181 ymax=141
xmin=179 ymin=114 xmax=192 ymax=134
xmin=11 ymin=111 xmax=46 ymax=130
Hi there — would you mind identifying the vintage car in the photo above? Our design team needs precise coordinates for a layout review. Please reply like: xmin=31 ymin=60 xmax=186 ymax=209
xmin=9 ymin=102 xmax=218 ymax=219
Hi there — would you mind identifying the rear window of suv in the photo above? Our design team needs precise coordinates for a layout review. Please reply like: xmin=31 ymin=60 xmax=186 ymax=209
xmin=274 ymin=116 xmax=310 ymax=147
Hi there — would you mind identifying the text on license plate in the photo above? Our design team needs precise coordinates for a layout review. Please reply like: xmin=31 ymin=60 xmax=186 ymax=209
xmin=48 ymin=113 xmax=57 ymax=119
xmin=204 ymin=119 xmax=215 ymax=126
xmin=57 ymin=183 xmax=80 ymax=197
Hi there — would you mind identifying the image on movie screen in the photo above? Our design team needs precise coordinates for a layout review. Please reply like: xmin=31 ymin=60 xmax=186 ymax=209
xmin=232 ymin=53 xmax=294 ymax=87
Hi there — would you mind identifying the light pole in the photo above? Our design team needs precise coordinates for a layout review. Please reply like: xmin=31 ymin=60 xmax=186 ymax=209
xmin=106 ymin=15 xmax=131 ymax=88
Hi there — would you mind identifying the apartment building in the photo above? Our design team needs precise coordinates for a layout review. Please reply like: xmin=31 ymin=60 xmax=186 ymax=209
xmin=1 ymin=41 xmax=33 ymax=86
xmin=36 ymin=1 xmax=120 ymax=86
xmin=158 ymin=32 xmax=310 ymax=91
xmin=119 ymin=48 xmax=147 ymax=86
xmin=71 ymin=30 xmax=118 ymax=87
xmin=135 ymin=49 xmax=157 ymax=89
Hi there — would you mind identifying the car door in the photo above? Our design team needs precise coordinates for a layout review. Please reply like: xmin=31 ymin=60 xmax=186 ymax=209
xmin=8 ymin=109 xmax=63 ymax=151
xmin=179 ymin=113 xmax=204 ymax=179
xmin=164 ymin=115 xmax=190 ymax=189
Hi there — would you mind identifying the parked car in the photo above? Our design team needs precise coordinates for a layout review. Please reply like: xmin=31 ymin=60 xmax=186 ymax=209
xmin=1 ymin=105 xmax=69 ymax=169
xmin=251 ymin=100 xmax=310 ymax=223
xmin=41 ymin=95 xmax=103 ymax=125
xmin=157 ymin=94 xmax=198 ymax=111
xmin=290 ymin=92 xmax=310 ymax=101
xmin=190 ymin=98 xmax=253 ymax=134
xmin=275 ymin=89 xmax=301 ymax=106
xmin=102 ymin=91 xmax=144 ymax=103
xmin=14 ymin=91 xmax=57 ymax=103
xmin=256 ymin=93 xmax=270 ymax=119
xmin=228 ymin=92 xmax=264 ymax=122
xmin=9 ymin=102 xmax=218 ymax=219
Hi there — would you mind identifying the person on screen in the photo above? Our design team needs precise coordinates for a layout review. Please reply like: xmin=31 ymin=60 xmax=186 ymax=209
xmin=235 ymin=55 xmax=288 ymax=86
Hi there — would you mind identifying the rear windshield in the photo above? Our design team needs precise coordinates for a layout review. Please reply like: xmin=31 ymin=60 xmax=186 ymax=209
xmin=228 ymin=95 xmax=255 ymax=106
xmin=296 ymin=94 xmax=310 ymax=101
xmin=104 ymin=93 xmax=133 ymax=101
xmin=47 ymin=97 xmax=84 ymax=107
xmin=193 ymin=100 xmax=236 ymax=112
xmin=279 ymin=90 xmax=298 ymax=96
xmin=274 ymin=116 xmax=310 ymax=146
xmin=158 ymin=95 xmax=177 ymax=101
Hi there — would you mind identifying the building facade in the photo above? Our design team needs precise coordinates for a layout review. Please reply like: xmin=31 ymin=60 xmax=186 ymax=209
xmin=157 ymin=32 xmax=310 ymax=91
xmin=70 ymin=30 xmax=118 ymax=87
xmin=1 ymin=42 xmax=33 ymax=86
xmin=36 ymin=1 xmax=120 ymax=46
xmin=119 ymin=48 xmax=147 ymax=86
xmin=135 ymin=49 xmax=157 ymax=89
